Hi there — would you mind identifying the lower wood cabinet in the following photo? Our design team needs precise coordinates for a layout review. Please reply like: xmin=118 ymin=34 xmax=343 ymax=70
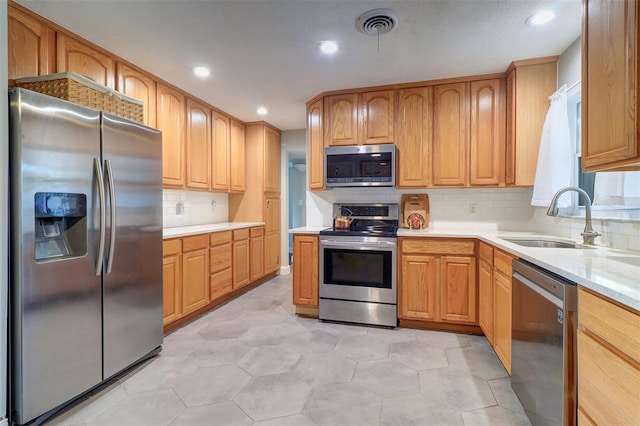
xmin=233 ymin=229 xmax=250 ymax=289
xmin=250 ymin=227 xmax=265 ymax=281
xmin=492 ymin=248 xmax=515 ymax=374
xmin=477 ymin=242 xmax=494 ymax=344
xmin=399 ymin=238 xmax=477 ymax=325
xmin=162 ymin=239 xmax=182 ymax=326
xmin=181 ymin=234 xmax=209 ymax=316
xmin=292 ymin=234 xmax=319 ymax=307
xmin=209 ymin=231 xmax=232 ymax=301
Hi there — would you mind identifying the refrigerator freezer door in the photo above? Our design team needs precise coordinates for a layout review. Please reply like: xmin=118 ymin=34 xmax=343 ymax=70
xmin=9 ymin=89 xmax=103 ymax=424
xmin=101 ymin=113 xmax=163 ymax=379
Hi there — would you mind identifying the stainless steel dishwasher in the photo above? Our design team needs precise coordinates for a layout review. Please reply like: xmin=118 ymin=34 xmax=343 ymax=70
xmin=511 ymin=260 xmax=577 ymax=426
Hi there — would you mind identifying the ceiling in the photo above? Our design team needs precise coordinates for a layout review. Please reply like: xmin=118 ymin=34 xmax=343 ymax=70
xmin=14 ymin=0 xmax=582 ymax=131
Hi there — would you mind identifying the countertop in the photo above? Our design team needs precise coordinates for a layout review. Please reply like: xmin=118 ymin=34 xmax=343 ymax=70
xmin=289 ymin=226 xmax=640 ymax=311
xmin=164 ymin=222 xmax=264 ymax=239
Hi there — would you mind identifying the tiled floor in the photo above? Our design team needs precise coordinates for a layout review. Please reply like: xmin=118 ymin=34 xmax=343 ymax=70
xmin=47 ymin=274 xmax=531 ymax=426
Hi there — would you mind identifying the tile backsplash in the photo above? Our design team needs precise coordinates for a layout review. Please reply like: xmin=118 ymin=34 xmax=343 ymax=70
xmin=163 ymin=189 xmax=229 ymax=228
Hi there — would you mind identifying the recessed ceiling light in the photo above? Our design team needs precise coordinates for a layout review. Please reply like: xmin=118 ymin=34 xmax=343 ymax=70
xmin=257 ymin=106 xmax=268 ymax=116
xmin=319 ymin=40 xmax=339 ymax=54
xmin=193 ymin=66 xmax=210 ymax=77
xmin=526 ymin=10 xmax=555 ymax=26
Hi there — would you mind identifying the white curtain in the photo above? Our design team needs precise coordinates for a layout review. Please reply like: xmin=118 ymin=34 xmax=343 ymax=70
xmin=531 ymin=85 xmax=573 ymax=207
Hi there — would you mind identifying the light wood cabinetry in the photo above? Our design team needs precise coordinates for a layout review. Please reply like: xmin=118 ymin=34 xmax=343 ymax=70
xmin=157 ymin=83 xmax=186 ymax=187
xmin=209 ymin=231 xmax=232 ymax=301
xmin=577 ymin=287 xmax=640 ymax=425
xmin=307 ymin=98 xmax=325 ymax=190
xmin=470 ymin=79 xmax=505 ymax=185
xmin=264 ymin=126 xmax=281 ymax=194
xmin=232 ymin=229 xmax=250 ymax=289
xmin=325 ymin=94 xmax=359 ymax=146
xmin=162 ymin=239 xmax=182 ymax=326
xmin=399 ymin=238 xmax=477 ymax=325
xmin=7 ymin=5 xmax=55 ymax=81
xmin=250 ymin=227 xmax=265 ymax=281
xmin=56 ymin=34 xmax=115 ymax=88
xmin=264 ymin=195 xmax=281 ymax=274
xmin=396 ymin=87 xmax=432 ymax=187
xmin=116 ymin=63 xmax=156 ymax=127
xmin=229 ymin=119 xmax=246 ymax=193
xmin=292 ymin=234 xmax=319 ymax=307
xmin=359 ymin=90 xmax=396 ymax=145
xmin=477 ymin=242 xmax=494 ymax=344
xmin=582 ymin=0 xmax=640 ymax=171
xmin=185 ymin=98 xmax=211 ymax=190
xmin=211 ymin=111 xmax=231 ymax=191
xmin=181 ymin=235 xmax=209 ymax=316
xmin=493 ymin=249 xmax=514 ymax=374
xmin=505 ymin=58 xmax=557 ymax=186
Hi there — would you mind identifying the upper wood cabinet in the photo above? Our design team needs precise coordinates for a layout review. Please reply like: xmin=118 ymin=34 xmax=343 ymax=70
xmin=396 ymin=87 xmax=432 ymax=188
xmin=582 ymin=0 xmax=639 ymax=171
xmin=359 ymin=90 xmax=396 ymax=145
xmin=7 ymin=5 xmax=55 ymax=81
xmin=157 ymin=83 xmax=186 ymax=187
xmin=432 ymin=82 xmax=469 ymax=187
xmin=211 ymin=111 xmax=231 ymax=191
xmin=264 ymin=126 xmax=281 ymax=193
xmin=308 ymin=98 xmax=325 ymax=190
xmin=185 ymin=98 xmax=211 ymax=190
xmin=292 ymin=235 xmax=319 ymax=307
xmin=325 ymin=94 xmax=358 ymax=146
xmin=470 ymin=79 xmax=505 ymax=186
xmin=56 ymin=34 xmax=115 ymax=88
xmin=229 ymin=119 xmax=246 ymax=193
xmin=116 ymin=63 xmax=156 ymax=127
xmin=505 ymin=58 xmax=557 ymax=186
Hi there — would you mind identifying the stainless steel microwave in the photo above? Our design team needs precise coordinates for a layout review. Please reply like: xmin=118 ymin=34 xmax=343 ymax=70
xmin=324 ymin=144 xmax=396 ymax=187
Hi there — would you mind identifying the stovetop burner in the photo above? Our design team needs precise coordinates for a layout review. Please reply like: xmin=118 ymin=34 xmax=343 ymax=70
xmin=320 ymin=203 xmax=399 ymax=238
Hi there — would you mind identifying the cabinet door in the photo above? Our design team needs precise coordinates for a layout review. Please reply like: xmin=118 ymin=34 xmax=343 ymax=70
xmin=308 ymin=98 xmax=325 ymax=190
xmin=399 ymin=254 xmax=439 ymax=321
xmin=432 ymin=82 xmax=469 ymax=186
xmin=582 ymin=0 xmax=639 ymax=171
xmin=210 ymin=268 xmax=232 ymax=302
xmin=250 ymin=228 xmax=265 ymax=281
xmin=157 ymin=83 xmax=186 ymax=187
xmin=440 ymin=256 xmax=477 ymax=324
xmin=478 ymin=259 xmax=494 ymax=344
xmin=182 ymin=248 xmax=209 ymax=316
xmin=359 ymin=90 xmax=395 ymax=145
xmin=494 ymin=271 xmax=512 ymax=374
xmin=505 ymin=70 xmax=516 ymax=185
xmin=265 ymin=196 xmax=280 ymax=235
xmin=116 ymin=63 xmax=156 ymax=127
xmin=293 ymin=235 xmax=319 ymax=306
xmin=229 ymin=119 xmax=245 ymax=192
xmin=186 ymin=98 xmax=211 ymax=189
xmin=325 ymin=94 xmax=358 ymax=146
xmin=264 ymin=126 xmax=281 ymax=193
xmin=396 ymin=87 xmax=432 ymax=187
xmin=264 ymin=197 xmax=280 ymax=274
xmin=470 ymin=79 xmax=505 ymax=186
xmin=211 ymin=111 xmax=230 ymax=191
xmin=8 ymin=6 xmax=55 ymax=81
xmin=233 ymin=239 xmax=250 ymax=289
xmin=56 ymin=34 xmax=115 ymax=88
xmin=162 ymin=254 xmax=181 ymax=326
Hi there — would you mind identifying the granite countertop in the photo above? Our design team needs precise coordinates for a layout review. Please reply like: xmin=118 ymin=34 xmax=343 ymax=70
xmin=164 ymin=222 xmax=265 ymax=239
xmin=289 ymin=226 xmax=640 ymax=311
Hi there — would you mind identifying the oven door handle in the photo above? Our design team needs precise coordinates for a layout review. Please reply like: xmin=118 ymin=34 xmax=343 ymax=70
xmin=321 ymin=240 xmax=396 ymax=248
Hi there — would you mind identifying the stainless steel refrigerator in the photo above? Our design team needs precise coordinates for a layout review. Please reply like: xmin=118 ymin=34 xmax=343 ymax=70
xmin=8 ymin=88 xmax=163 ymax=425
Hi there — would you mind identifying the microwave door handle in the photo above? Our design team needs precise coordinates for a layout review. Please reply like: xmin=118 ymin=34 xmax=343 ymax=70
xmin=94 ymin=158 xmax=106 ymax=276
xmin=105 ymin=159 xmax=116 ymax=274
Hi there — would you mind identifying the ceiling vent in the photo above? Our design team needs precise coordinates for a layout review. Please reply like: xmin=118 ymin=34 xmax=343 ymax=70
xmin=356 ymin=9 xmax=398 ymax=36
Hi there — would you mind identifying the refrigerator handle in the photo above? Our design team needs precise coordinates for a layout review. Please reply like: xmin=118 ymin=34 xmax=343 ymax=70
xmin=94 ymin=158 xmax=106 ymax=276
xmin=105 ymin=159 xmax=116 ymax=274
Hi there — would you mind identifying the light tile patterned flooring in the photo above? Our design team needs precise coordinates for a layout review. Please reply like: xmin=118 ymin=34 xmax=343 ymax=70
xmin=47 ymin=274 xmax=531 ymax=426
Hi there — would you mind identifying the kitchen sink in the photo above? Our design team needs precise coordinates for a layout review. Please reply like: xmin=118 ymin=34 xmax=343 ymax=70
xmin=500 ymin=237 xmax=595 ymax=249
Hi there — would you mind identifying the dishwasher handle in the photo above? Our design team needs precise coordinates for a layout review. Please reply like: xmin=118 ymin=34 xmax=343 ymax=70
xmin=513 ymin=271 xmax=564 ymax=309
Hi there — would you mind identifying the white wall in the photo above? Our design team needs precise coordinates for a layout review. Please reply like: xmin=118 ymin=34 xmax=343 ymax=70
xmin=1 ymin=0 xmax=9 ymax=422
xmin=162 ymin=189 xmax=229 ymax=228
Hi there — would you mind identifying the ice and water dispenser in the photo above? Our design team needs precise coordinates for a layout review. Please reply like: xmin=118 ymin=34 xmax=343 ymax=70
xmin=34 ymin=192 xmax=87 ymax=261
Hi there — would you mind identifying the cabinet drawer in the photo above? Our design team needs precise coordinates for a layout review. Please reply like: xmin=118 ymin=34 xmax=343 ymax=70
xmin=579 ymin=287 xmax=640 ymax=364
xmin=478 ymin=242 xmax=493 ymax=265
xmin=233 ymin=228 xmax=250 ymax=241
xmin=210 ymin=231 xmax=232 ymax=247
xmin=401 ymin=238 xmax=475 ymax=255
xmin=209 ymin=243 xmax=232 ymax=273
xmin=210 ymin=268 xmax=232 ymax=301
xmin=578 ymin=330 xmax=640 ymax=425
xmin=493 ymin=249 xmax=514 ymax=277
xmin=250 ymin=226 xmax=265 ymax=237
xmin=163 ymin=239 xmax=181 ymax=256
xmin=182 ymin=234 xmax=209 ymax=252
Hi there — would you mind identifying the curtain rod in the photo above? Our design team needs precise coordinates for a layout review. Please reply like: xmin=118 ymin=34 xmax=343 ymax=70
xmin=566 ymin=80 xmax=581 ymax=92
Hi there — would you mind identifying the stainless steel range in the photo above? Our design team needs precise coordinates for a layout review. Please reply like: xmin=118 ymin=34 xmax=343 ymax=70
xmin=319 ymin=203 xmax=399 ymax=327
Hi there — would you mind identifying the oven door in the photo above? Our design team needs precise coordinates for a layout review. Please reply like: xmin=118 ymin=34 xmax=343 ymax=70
xmin=319 ymin=236 xmax=397 ymax=304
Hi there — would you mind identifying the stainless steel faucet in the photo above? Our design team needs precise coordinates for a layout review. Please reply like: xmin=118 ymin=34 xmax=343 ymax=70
xmin=546 ymin=187 xmax=601 ymax=245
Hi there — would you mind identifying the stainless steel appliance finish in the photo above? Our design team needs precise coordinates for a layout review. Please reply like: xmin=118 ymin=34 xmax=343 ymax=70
xmin=9 ymin=89 xmax=163 ymax=425
xmin=319 ymin=203 xmax=399 ymax=327
xmin=324 ymin=144 xmax=396 ymax=187
xmin=511 ymin=259 xmax=578 ymax=426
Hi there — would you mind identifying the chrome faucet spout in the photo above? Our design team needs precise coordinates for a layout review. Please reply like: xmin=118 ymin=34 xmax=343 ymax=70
xmin=546 ymin=187 xmax=600 ymax=245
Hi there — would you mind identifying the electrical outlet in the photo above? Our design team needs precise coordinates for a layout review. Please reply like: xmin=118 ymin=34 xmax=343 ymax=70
xmin=469 ymin=203 xmax=477 ymax=215
xmin=176 ymin=202 xmax=184 ymax=216
xmin=211 ymin=200 xmax=217 ymax=208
